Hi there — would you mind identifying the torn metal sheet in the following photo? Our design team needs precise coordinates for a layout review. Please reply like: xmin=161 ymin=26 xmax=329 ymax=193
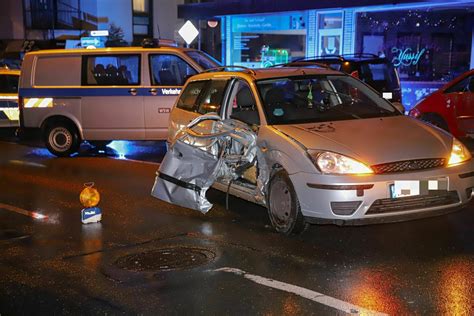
xmin=152 ymin=114 xmax=268 ymax=213
xmin=151 ymin=138 xmax=223 ymax=213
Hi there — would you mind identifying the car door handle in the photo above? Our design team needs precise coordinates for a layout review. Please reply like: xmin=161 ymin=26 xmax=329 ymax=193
xmin=149 ymin=88 xmax=158 ymax=96
xmin=129 ymin=88 xmax=138 ymax=96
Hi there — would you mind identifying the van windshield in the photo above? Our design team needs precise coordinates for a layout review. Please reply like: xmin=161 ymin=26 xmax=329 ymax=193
xmin=257 ymin=75 xmax=400 ymax=125
xmin=185 ymin=51 xmax=220 ymax=70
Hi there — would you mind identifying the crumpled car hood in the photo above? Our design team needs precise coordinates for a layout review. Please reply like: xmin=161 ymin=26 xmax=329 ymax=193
xmin=272 ymin=116 xmax=453 ymax=165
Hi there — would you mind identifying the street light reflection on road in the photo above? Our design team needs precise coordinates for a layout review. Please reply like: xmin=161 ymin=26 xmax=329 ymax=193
xmin=106 ymin=141 xmax=128 ymax=160
xmin=346 ymin=268 xmax=408 ymax=315
xmin=437 ymin=258 xmax=473 ymax=315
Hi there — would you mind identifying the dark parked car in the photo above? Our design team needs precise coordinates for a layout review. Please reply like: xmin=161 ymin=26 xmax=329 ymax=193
xmin=282 ymin=54 xmax=403 ymax=111
xmin=409 ymin=69 xmax=474 ymax=139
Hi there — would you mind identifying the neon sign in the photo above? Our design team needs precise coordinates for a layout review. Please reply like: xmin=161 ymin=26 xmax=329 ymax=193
xmin=391 ymin=47 xmax=426 ymax=67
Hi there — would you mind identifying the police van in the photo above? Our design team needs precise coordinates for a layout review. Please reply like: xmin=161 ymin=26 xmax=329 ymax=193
xmin=18 ymin=46 xmax=219 ymax=156
xmin=0 ymin=66 xmax=20 ymax=127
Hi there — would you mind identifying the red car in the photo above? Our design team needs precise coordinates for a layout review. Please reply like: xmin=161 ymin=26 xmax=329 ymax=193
xmin=409 ymin=69 xmax=474 ymax=138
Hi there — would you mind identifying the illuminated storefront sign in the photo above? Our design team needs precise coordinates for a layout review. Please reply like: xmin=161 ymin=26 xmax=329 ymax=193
xmin=391 ymin=47 xmax=426 ymax=67
xmin=231 ymin=14 xmax=304 ymax=32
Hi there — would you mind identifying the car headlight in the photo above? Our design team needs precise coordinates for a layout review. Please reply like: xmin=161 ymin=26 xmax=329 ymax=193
xmin=448 ymin=138 xmax=471 ymax=166
xmin=312 ymin=151 xmax=373 ymax=175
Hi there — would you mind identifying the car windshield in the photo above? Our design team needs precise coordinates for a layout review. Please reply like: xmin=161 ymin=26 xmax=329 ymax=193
xmin=257 ymin=75 xmax=400 ymax=125
xmin=185 ymin=51 xmax=220 ymax=70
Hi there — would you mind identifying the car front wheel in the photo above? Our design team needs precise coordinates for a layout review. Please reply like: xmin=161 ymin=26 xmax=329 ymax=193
xmin=267 ymin=170 xmax=307 ymax=235
xmin=45 ymin=123 xmax=80 ymax=157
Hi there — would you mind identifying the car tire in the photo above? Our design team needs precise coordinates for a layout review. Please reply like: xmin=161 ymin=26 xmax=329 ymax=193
xmin=89 ymin=140 xmax=112 ymax=148
xmin=267 ymin=170 xmax=308 ymax=235
xmin=45 ymin=122 xmax=80 ymax=157
xmin=420 ymin=114 xmax=450 ymax=132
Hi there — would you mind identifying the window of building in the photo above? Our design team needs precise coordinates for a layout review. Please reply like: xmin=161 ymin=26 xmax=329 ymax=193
xmin=133 ymin=0 xmax=152 ymax=43
xmin=149 ymin=54 xmax=197 ymax=86
xmin=82 ymin=55 xmax=140 ymax=86
xmin=229 ymin=12 xmax=306 ymax=68
xmin=133 ymin=0 xmax=149 ymax=13
xmin=356 ymin=8 xmax=473 ymax=82
xmin=317 ymin=12 xmax=343 ymax=56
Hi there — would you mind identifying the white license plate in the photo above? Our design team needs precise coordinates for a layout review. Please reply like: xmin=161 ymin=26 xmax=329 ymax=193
xmin=390 ymin=179 xmax=448 ymax=198
xmin=391 ymin=180 xmax=420 ymax=198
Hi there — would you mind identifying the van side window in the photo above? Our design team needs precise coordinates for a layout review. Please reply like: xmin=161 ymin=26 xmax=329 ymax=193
xmin=0 ymin=75 xmax=19 ymax=93
xmin=150 ymin=54 xmax=197 ymax=86
xmin=177 ymin=80 xmax=207 ymax=111
xmin=82 ymin=55 xmax=140 ymax=86
xmin=197 ymin=79 xmax=228 ymax=114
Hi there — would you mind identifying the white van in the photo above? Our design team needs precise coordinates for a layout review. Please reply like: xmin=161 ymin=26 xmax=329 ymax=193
xmin=18 ymin=46 xmax=219 ymax=156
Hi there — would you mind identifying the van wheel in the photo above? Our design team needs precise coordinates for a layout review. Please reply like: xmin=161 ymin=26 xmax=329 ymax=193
xmin=267 ymin=170 xmax=308 ymax=235
xmin=45 ymin=123 xmax=80 ymax=157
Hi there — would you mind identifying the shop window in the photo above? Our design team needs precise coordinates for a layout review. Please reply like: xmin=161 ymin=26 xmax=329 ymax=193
xmin=150 ymin=54 xmax=197 ymax=86
xmin=229 ymin=13 xmax=306 ymax=68
xmin=356 ymin=9 xmax=473 ymax=82
xmin=177 ymin=80 xmax=208 ymax=112
xmin=317 ymin=12 xmax=343 ymax=57
xmin=82 ymin=55 xmax=140 ymax=86
xmin=318 ymin=13 xmax=342 ymax=29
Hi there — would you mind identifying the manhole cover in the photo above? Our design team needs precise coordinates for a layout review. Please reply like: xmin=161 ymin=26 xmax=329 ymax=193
xmin=0 ymin=229 xmax=30 ymax=241
xmin=115 ymin=247 xmax=215 ymax=272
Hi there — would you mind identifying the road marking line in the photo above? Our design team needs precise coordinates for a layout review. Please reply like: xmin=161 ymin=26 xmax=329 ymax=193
xmin=214 ymin=267 xmax=387 ymax=316
xmin=8 ymin=160 xmax=47 ymax=168
xmin=0 ymin=202 xmax=48 ymax=220
xmin=111 ymin=157 xmax=160 ymax=166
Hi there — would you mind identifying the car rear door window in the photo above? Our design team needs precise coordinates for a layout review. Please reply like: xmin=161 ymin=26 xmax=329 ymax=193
xmin=177 ymin=80 xmax=208 ymax=111
xmin=196 ymin=79 xmax=229 ymax=114
xmin=445 ymin=76 xmax=472 ymax=93
xmin=82 ymin=55 xmax=140 ymax=86
xmin=150 ymin=54 xmax=197 ymax=86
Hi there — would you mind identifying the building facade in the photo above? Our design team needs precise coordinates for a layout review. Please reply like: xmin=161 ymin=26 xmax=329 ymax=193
xmin=0 ymin=0 xmax=184 ymax=59
xmin=179 ymin=0 xmax=474 ymax=109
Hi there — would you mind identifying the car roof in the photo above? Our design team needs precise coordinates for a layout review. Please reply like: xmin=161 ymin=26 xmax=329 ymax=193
xmin=189 ymin=66 xmax=343 ymax=81
xmin=24 ymin=46 xmax=199 ymax=56
xmin=293 ymin=54 xmax=388 ymax=63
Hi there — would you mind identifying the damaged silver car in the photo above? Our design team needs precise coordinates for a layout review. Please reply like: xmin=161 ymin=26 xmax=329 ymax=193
xmin=152 ymin=66 xmax=474 ymax=235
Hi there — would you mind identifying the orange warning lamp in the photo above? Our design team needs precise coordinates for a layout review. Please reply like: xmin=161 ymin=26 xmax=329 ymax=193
xmin=80 ymin=182 xmax=100 ymax=208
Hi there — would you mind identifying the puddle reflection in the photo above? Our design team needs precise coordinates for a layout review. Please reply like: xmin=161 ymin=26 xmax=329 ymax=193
xmin=346 ymin=268 xmax=408 ymax=315
xmin=437 ymin=258 xmax=473 ymax=315
xmin=81 ymin=223 xmax=103 ymax=269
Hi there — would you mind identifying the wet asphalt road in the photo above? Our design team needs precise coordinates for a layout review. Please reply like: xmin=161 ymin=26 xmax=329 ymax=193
xmin=0 ymin=128 xmax=473 ymax=315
